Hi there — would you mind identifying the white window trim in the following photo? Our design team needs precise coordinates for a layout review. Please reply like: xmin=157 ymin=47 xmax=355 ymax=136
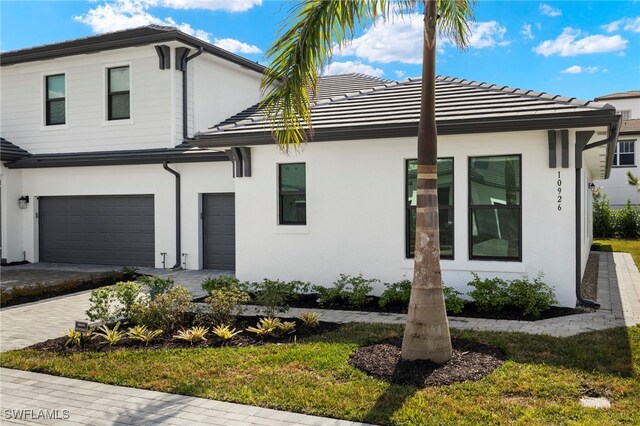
xmin=612 ymin=139 xmax=636 ymax=168
xmin=40 ymin=71 xmax=68 ymax=131
xmin=101 ymin=61 xmax=134 ymax=126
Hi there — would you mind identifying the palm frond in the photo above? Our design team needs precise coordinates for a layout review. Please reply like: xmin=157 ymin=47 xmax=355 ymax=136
xmin=437 ymin=0 xmax=476 ymax=49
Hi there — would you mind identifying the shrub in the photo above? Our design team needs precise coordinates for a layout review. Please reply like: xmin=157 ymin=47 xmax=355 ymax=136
xmin=85 ymin=281 xmax=144 ymax=323
xmin=93 ymin=322 xmax=125 ymax=346
xmin=126 ymin=325 xmax=163 ymax=346
xmin=443 ymin=286 xmax=466 ymax=315
xmin=277 ymin=321 xmax=297 ymax=334
xmin=593 ymin=193 xmax=616 ymax=238
xmin=201 ymin=275 xmax=240 ymax=294
xmin=614 ymin=201 xmax=640 ymax=239
xmin=379 ymin=280 xmax=412 ymax=308
xmin=205 ymin=285 xmax=251 ymax=326
xmin=298 ymin=312 xmax=320 ymax=327
xmin=174 ymin=326 xmax=208 ymax=345
xmin=246 ymin=317 xmax=282 ymax=337
xmin=467 ymin=273 xmax=510 ymax=312
xmin=314 ymin=274 xmax=377 ymax=308
xmin=130 ymin=286 xmax=192 ymax=332
xmin=245 ymin=279 xmax=310 ymax=316
xmin=138 ymin=276 xmax=174 ymax=300
xmin=507 ymin=275 xmax=558 ymax=317
xmin=211 ymin=325 xmax=241 ymax=341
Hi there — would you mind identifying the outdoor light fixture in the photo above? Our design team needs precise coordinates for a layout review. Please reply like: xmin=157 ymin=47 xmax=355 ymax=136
xmin=18 ymin=195 xmax=29 ymax=209
xmin=588 ymin=183 xmax=596 ymax=191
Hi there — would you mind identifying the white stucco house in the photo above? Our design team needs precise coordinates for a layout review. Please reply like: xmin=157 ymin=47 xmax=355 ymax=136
xmin=0 ymin=26 xmax=622 ymax=308
xmin=593 ymin=91 xmax=640 ymax=208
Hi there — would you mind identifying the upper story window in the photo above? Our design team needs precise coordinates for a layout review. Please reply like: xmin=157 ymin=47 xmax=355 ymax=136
xmin=469 ymin=155 xmax=521 ymax=261
xmin=107 ymin=66 xmax=130 ymax=120
xmin=406 ymin=159 xmax=454 ymax=259
xmin=613 ymin=140 xmax=636 ymax=167
xmin=279 ymin=163 xmax=306 ymax=225
xmin=620 ymin=110 xmax=632 ymax=120
xmin=45 ymin=74 xmax=65 ymax=125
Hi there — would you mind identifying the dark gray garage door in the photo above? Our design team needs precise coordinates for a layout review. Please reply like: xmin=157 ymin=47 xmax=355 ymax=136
xmin=203 ymin=193 xmax=235 ymax=271
xmin=39 ymin=195 xmax=154 ymax=267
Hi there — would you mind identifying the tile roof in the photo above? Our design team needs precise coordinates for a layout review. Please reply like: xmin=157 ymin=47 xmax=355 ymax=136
xmin=595 ymin=90 xmax=640 ymax=101
xmin=0 ymin=138 xmax=31 ymax=162
xmin=196 ymin=74 xmax=617 ymax=146
xmin=620 ymin=119 xmax=640 ymax=135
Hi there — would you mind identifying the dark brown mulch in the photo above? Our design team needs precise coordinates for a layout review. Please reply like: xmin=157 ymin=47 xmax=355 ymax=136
xmin=25 ymin=316 xmax=341 ymax=353
xmin=581 ymin=252 xmax=600 ymax=302
xmin=349 ymin=337 xmax=504 ymax=387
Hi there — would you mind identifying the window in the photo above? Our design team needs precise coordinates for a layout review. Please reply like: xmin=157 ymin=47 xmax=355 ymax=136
xmin=279 ymin=163 xmax=306 ymax=225
xmin=612 ymin=140 xmax=636 ymax=167
xmin=469 ymin=155 xmax=521 ymax=260
xmin=620 ymin=110 xmax=631 ymax=120
xmin=45 ymin=74 xmax=65 ymax=125
xmin=406 ymin=158 xmax=454 ymax=259
xmin=107 ymin=66 xmax=130 ymax=120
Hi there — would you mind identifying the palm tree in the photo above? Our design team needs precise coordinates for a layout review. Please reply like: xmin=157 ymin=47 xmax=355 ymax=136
xmin=260 ymin=0 xmax=475 ymax=363
xmin=626 ymin=171 xmax=640 ymax=191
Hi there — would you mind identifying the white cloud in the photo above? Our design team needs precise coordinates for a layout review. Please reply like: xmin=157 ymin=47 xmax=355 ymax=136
xmin=161 ymin=0 xmax=261 ymax=12
xmin=560 ymin=65 xmax=599 ymax=74
xmin=534 ymin=28 xmax=627 ymax=56
xmin=394 ymin=70 xmax=406 ymax=79
xmin=336 ymin=14 xmax=509 ymax=64
xmin=520 ymin=24 xmax=534 ymax=40
xmin=603 ymin=17 xmax=640 ymax=33
xmin=324 ymin=61 xmax=384 ymax=77
xmin=213 ymin=38 xmax=261 ymax=54
xmin=540 ymin=4 xmax=562 ymax=17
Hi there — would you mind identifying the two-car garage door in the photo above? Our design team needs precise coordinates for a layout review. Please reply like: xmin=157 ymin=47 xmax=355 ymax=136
xmin=39 ymin=195 xmax=155 ymax=267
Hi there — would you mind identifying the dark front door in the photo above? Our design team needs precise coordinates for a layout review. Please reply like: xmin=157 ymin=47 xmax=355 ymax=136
xmin=203 ymin=193 xmax=235 ymax=271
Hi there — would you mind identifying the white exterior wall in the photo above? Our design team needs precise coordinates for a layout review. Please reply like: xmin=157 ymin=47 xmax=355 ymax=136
xmin=0 ymin=47 xmax=176 ymax=153
xmin=11 ymin=161 xmax=233 ymax=268
xmin=235 ymin=131 xmax=580 ymax=307
xmin=0 ymin=166 xmax=24 ymax=263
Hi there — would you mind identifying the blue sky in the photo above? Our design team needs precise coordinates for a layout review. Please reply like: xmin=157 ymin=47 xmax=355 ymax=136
xmin=1 ymin=0 xmax=639 ymax=100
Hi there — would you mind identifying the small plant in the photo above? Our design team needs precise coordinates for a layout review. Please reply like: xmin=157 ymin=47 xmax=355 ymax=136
xmin=277 ymin=321 xmax=297 ymax=334
xmin=201 ymin=275 xmax=240 ymax=294
xmin=138 ymin=276 xmax=174 ymax=300
xmin=212 ymin=325 xmax=242 ymax=341
xmin=93 ymin=322 xmax=125 ymax=346
xmin=379 ymin=280 xmax=412 ymax=308
xmin=130 ymin=286 xmax=192 ymax=332
xmin=507 ymin=274 xmax=558 ymax=317
xmin=443 ymin=286 xmax=466 ymax=315
xmin=245 ymin=279 xmax=310 ymax=316
xmin=86 ymin=281 xmax=144 ymax=323
xmin=467 ymin=273 xmax=510 ymax=312
xmin=615 ymin=201 xmax=640 ymax=239
xmin=298 ymin=311 xmax=321 ymax=327
xmin=65 ymin=329 xmax=90 ymax=347
xmin=314 ymin=274 xmax=377 ymax=308
xmin=205 ymin=285 xmax=251 ymax=326
xmin=174 ymin=326 xmax=209 ymax=345
xmin=246 ymin=317 xmax=282 ymax=337
xmin=126 ymin=325 xmax=163 ymax=346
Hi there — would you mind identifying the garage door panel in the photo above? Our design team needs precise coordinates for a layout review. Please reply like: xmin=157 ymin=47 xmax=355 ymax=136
xmin=39 ymin=195 xmax=154 ymax=267
xmin=203 ymin=193 xmax=235 ymax=271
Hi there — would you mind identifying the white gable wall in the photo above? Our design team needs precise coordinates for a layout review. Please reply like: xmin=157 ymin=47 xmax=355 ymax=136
xmin=235 ymin=130 xmax=582 ymax=307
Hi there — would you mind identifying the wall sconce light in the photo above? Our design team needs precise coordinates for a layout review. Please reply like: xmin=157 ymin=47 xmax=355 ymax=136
xmin=18 ymin=195 xmax=29 ymax=209
xmin=588 ymin=182 xmax=596 ymax=191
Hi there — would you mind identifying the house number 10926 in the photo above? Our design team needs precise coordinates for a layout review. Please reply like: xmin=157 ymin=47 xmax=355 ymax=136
xmin=557 ymin=171 xmax=562 ymax=211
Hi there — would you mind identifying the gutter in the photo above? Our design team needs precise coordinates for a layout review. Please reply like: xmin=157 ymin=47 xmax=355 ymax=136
xmin=163 ymin=162 xmax=182 ymax=270
xmin=178 ymin=47 xmax=203 ymax=141
xmin=574 ymin=117 xmax=621 ymax=308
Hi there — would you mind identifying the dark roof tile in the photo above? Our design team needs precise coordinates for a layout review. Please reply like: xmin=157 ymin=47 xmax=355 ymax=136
xmin=0 ymin=138 xmax=31 ymax=162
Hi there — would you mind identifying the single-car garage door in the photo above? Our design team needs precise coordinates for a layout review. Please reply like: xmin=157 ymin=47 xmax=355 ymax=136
xmin=203 ymin=193 xmax=235 ymax=271
xmin=39 ymin=195 xmax=154 ymax=267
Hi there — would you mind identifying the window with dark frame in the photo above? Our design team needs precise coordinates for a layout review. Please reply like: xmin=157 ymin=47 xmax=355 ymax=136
xmin=279 ymin=163 xmax=306 ymax=225
xmin=469 ymin=155 xmax=522 ymax=261
xmin=406 ymin=158 xmax=454 ymax=259
xmin=107 ymin=66 xmax=130 ymax=120
xmin=45 ymin=74 xmax=65 ymax=125
xmin=612 ymin=140 xmax=636 ymax=167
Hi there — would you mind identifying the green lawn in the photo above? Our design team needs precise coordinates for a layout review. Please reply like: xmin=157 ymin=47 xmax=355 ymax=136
xmin=2 ymin=324 xmax=639 ymax=425
xmin=594 ymin=239 xmax=640 ymax=268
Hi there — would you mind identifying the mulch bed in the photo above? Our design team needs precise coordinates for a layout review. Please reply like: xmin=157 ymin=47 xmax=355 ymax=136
xmin=25 ymin=316 xmax=341 ymax=353
xmin=581 ymin=252 xmax=600 ymax=302
xmin=349 ymin=337 xmax=504 ymax=387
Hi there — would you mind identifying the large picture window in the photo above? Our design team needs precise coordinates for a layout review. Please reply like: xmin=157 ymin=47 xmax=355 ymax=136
xmin=45 ymin=74 xmax=65 ymax=125
xmin=469 ymin=155 xmax=521 ymax=260
xmin=612 ymin=140 xmax=635 ymax=167
xmin=279 ymin=163 xmax=306 ymax=225
xmin=107 ymin=66 xmax=130 ymax=120
xmin=406 ymin=158 xmax=454 ymax=259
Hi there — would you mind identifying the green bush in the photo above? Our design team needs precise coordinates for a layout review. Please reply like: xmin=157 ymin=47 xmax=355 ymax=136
xmin=507 ymin=274 xmax=558 ymax=317
xmin=443 ymin=286 xmax=466 ymax=315
xmin=593 ymin=193 xmax=616 ymax=238
xmin=130 ymin=286 xmax=192 ymax=332
xmin=467 ymin=273 xmax=510 ymax=312
xmin=205 ymin=285 xmax=251 ymax=325
xmin=139 ymin=275 xmax=174 ymax=300
xmin=314 ymin=274 xmax=377 ymax=308
xmin=379 ymin=280 xmax=412 ymax=308
xmin=614 ymin=201 xmax=640 ymax=239
xmin=86 ymin=281 xmax=144 ymax=323
xmin=245 ymin=279 xmax=310 ymax=316
xmin=201 ymin=275 xmax=240 ymax=294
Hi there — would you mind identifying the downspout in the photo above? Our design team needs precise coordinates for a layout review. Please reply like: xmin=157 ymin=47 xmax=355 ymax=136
xmin=181 ymin=47 xmax=203 ymax=141
xmin=163 ymin=162 xmax=182 ymax=270
xmin=574 ymin=119 xmax=620 ymax=308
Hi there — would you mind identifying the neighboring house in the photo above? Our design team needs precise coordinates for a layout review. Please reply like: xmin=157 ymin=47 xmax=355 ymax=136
xmin=0 ymin=27 xmax=621 ymax=308
xmin=593 ymin=91 xmax=640 ymax=207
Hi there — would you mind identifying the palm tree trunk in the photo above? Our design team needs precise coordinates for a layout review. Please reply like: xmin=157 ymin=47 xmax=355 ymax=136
xmin=401 ymin=0 xmax=453 ymax=363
